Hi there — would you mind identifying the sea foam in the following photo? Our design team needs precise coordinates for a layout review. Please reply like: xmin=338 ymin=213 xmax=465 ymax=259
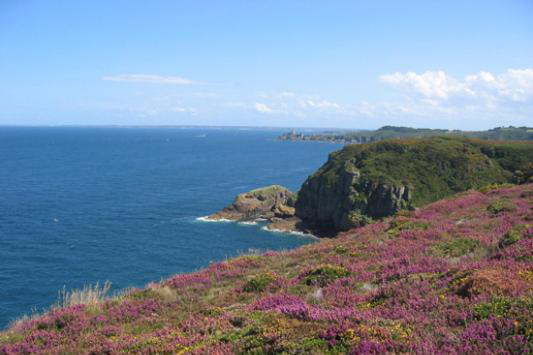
xmin=196 ymin=216 xmax=233 ymax=223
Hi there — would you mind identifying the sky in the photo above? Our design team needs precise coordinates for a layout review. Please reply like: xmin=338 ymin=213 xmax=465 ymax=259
xmin=1 ymin=0 xmax=532 ymax=129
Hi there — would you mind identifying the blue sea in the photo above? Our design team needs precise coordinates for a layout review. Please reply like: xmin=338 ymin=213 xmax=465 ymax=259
xmin=0 ymin=127 xmax=341 ymax=328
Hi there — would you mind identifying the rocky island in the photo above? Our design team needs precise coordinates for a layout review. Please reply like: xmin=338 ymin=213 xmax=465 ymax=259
xmin=205 ymin=185 xmax=296 ymax=222
xmin=204 ymin=185 xmax=312 ymax=235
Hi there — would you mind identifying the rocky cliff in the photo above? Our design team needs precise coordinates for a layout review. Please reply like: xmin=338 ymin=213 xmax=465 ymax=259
xmin=206 ymin=185 xmax=296 ymax=221
xmin=295 ymin=137 xmax=533 ymax=232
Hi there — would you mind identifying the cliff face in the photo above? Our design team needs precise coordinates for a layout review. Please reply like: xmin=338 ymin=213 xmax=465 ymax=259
xmin=296 ymin=160 xmax=413 ymax=231
xmin=296 ymin=137 xmax=532 ymax=231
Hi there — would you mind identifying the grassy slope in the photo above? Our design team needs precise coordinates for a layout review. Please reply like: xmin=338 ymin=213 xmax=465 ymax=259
xmin=315 ymin=137 xmax=533 ymax=206
xmin=1 ymin=184 xmax=532 ymax=354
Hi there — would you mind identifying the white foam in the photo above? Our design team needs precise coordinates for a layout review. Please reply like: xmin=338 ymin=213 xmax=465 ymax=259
xmin=261 ymin=226 xmax=318 ymax=239
xmin=196 ymin=216 xmax=233 ymax=223
xmin=238 ymin=221 xmax=257 ymax=226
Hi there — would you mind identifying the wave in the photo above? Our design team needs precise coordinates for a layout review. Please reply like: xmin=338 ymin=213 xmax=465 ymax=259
xmin=238 ymin=221 xmax=257 ymax=226
xmin=195 ymin=216 xmax=233 ymax=223
xmin=261 ymin=226 xmax=318 ymax=239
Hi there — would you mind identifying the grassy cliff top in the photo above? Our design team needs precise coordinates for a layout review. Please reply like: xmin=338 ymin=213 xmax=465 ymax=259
xmin=245 ymin=185 xmax=291 ymax=198
xmin=315 ymin=137 xmax=533 ymax=205
xmin=1 ymin=184 xmax=532 ymax=354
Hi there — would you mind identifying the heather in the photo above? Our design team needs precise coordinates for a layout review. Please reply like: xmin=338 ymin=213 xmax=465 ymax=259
xmin=1 ymin=184 xmax=532 ymax=354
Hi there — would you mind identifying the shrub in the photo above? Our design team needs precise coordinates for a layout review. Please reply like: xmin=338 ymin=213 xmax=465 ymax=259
xmin=431 ymin=237 xmax=481 ymax=258
xmin=486 ymin=199 xmax=516 ymax=215
xmin=302 ymin=265 xmax=350 ymax=287
xmin=499 ymin=224 xmax=529 ymax=248
xmin=478 ymin=183 xmax=515 ymax=194
xmin=243 ymin=272 xmax=277 ymax=292
xmin=387 ymin=218 xmax=430 ymax=236
xmin=474 ymin=297 xmax=513 ymax=319
xmin=334 ymin=245 xmax=348 ymax=255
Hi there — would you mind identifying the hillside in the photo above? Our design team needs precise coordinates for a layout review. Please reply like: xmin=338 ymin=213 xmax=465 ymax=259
xmin=278 ymin=126 xmax=533 ymax=144
xmin=1 ymin=184 xmax=532 ymax=354
xmin=296 ymin=137 xmax=533 ymax=232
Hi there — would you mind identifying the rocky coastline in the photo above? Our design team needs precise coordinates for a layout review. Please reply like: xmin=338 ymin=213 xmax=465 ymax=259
xmin=203 ymin=185 xmax=318 ymax=236
xmin=206 ymin=137 xmax=532 ymax=237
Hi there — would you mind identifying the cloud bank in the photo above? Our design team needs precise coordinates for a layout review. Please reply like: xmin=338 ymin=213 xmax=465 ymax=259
xmin=98 ymin=69 xmax=533 ymax=128
xmin=103 ymin=74 xmax=198 ymax=85
xmin=380 ymin=68 xmax=533 ymax=108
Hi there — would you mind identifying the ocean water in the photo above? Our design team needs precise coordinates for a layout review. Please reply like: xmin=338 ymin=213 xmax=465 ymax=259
xmin=0 ymin=127 xmax=341 ymax=328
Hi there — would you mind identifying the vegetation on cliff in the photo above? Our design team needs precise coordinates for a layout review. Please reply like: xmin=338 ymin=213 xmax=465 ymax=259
xmin=1 ymin=184 xmax=532 ymax=354
xmin=278 ymin=126 xmax=533 ymax=144
xmin=295 ymin=137 xmax=533 ymax=231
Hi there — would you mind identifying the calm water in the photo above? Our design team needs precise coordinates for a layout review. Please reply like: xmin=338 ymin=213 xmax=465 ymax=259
xmin=0 ymin=127 xmax=341 ymax=328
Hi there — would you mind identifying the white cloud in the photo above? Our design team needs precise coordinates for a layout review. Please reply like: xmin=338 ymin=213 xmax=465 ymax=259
xmin=103 ymin=74 xmax=198 ymax=85
xmin=380 ymin=71 xmax=473 ymax=99
xmin=254 ymin=103 xmax=274 ymax=113
xmin=380 ymin=69 xmax=533 ymax=103
xmin=377 ymin=68 xmax=533 ymax=123
xmin=300 ymin=99 xmax=341 ymax=110
xmin=249 ymin=93 xmax=345 ymax=117
xmin=93 ymin=68 xmax=532 ymax=128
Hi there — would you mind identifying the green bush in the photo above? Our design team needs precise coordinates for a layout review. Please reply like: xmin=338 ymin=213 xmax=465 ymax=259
xmin=302 ymin=265 xmax=350 ymax=287
xmin=486 ymin=199 xmax=517 ymax=215
xmin=431 ymin=237 xmax=481 ymax=258
xmin=243 ymin=272 xmax=277 ymax=292
xmin=473 ymin=297 xmax=513 ymax=319
xmin=499 ymin=224 xmax=530 ymax=248
xmin=387 ymin=219 xmax=430 ymax=236
xmin=478 ymin=183 xmax=515 ymax=194
xmin=334 ymin=245 xmax=348 ymax=255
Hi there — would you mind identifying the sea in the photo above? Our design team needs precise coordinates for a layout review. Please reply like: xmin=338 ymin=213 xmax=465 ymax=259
xmin=0 ymin=127 xmax=341 ymax=329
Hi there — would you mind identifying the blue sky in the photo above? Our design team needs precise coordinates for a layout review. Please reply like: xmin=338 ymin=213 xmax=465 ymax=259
xmin=1 ymin=1 xmax=532 ymax=129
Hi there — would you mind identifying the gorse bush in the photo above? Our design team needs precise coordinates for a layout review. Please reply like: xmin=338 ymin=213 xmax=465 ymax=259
xmin=431 ymin=237 xmax=481 ymax=258
xmin=478 ymin=183 xmax=515 ymax=194
xmin=302 ymin=265 xmax=350 ymax=287
xmin=387 ymin=218 xmax=430 ymax=236
xmin=499 ymin=224 xmax=530 ymax=248
xmin=243 ymin=272 xmax=277 ymax=292
xmin=487 ymin=198 xmax=517 ymax=215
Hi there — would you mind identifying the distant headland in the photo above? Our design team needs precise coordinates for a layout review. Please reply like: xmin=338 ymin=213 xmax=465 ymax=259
xmin=277 ymin=125 xmax=533 ymax=144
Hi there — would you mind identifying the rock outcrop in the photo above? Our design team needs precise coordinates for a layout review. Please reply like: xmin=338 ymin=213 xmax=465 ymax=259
xmin=206 ymin=138 xmax=532 ymax=235
xmin=295 ymin=159 xmax=414 ymax=231
xmin=206 ymin=185 xmax=296 ymax=222
xmin=295 ymin=137 xmax=533 ymax=232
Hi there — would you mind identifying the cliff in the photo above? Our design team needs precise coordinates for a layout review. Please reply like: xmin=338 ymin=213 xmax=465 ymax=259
xmin=2 ymin=184 xmax=532 ymax=354
xmin=296 ymin=137 xmax=533 ymax=232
